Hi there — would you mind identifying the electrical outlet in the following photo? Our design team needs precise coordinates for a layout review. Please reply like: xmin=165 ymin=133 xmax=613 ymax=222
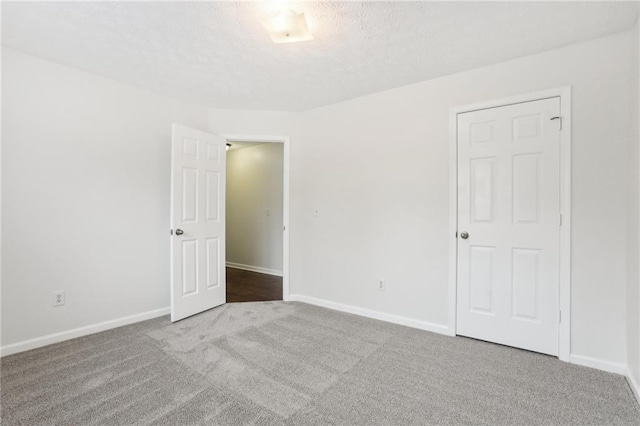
xmin=378 ymin=279 xmax=385 ymax=291
xmin=53 ymin=291 xmax=65 ymax=307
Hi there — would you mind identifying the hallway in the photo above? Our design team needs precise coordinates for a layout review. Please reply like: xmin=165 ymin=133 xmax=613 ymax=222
xmin=226 ymin=267 xmax=283 ymax=302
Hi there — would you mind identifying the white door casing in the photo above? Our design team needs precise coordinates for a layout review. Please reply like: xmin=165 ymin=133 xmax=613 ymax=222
xmin=170 ymin=124 xmax=226 ymax=322
xmin=456 ymin=97 xmax=561 ymax=356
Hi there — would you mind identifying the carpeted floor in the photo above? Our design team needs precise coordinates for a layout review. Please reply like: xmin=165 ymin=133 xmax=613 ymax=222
xmin=1 ymin=301 xmax=639 ymax=425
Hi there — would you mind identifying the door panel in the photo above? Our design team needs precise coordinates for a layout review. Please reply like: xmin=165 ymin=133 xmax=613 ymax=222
xmin=469 ymin=245 xmax=495 ymax=313
xmin=456 ymin=97 xmax=561 ymax=356
xmin=171 ymin=124 xmax=226 ymax=322
xmin=470 ymin=157 xmax=495 ymax=223
xmin=512 ymin=248 xmax=540 ymax=320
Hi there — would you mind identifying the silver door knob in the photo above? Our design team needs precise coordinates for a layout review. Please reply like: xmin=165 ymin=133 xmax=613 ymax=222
xmin=175 ymin=229 xmax=184 ymax=235
xmin=460 ymin=232 xmax=469 ymax=239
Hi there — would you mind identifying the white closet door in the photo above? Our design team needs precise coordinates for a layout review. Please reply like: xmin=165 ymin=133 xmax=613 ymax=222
xmin=457 ymin=98 xmax=561 ymax=355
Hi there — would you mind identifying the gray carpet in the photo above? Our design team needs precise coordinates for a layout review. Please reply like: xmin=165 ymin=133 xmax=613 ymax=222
xmin=1 ymin=301 xmax=639 ymax=425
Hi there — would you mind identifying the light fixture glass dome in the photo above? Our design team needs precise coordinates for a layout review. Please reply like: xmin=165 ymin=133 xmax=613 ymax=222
xmin=262 ymin=11 xmax=313 ymax=44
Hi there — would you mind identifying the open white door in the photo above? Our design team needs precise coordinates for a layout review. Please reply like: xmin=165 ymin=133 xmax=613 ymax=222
xmin=456 ymin=98 xmax=561 ymax=356
xmin=170 ymin=124 xmax=226 ymax=322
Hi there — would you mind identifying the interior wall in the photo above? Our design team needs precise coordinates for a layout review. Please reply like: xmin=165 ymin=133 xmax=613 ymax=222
xmin=208 ymin=109 xmax=294 ymax=137
xmin=291 ymin=29 xmax=636 ymax=366
xmin=226 ymin=143 xmax=284 ymax=273
xmin=1 ymin=47 xmax=210 ymax=347
xmin=629 ymin=19 xmax=640 ymax=389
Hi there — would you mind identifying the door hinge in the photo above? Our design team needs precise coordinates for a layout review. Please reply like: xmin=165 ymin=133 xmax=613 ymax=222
xmin=170 ymin=229 xmax=173 ymax=235
xmin=551 ymin=116 xmax=562 ymax=130
xmin=283 ymin=225 xmax=286 ymax=231
xmin=559 ymin=310 xmax=562 ymax=323
xmin=560 ymin=214 xmax=562 ymax=227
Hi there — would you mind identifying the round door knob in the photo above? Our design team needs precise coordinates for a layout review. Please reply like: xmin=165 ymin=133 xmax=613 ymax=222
xmin=175 ymin=229 xmax=184 ymax=235
xmin=460 ymin=232 xmax=469 ymax=239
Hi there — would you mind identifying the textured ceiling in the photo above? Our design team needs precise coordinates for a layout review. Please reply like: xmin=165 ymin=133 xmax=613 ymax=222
xmin=2 ymin=1 xmax=639 ymax=111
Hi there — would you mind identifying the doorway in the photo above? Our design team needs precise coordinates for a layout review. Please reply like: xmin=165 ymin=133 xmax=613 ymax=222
xmin=448 ymin=88 xmax=571 ymax=360
xmin=224 ymin=137 xmax=288 ymax=302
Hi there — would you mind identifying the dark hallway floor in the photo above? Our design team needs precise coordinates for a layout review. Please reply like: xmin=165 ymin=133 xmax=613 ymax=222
xmin=226 ymin=267 xmax=283 ymax=302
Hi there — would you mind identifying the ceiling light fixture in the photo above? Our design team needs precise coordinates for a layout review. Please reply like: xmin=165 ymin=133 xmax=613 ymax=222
xmin=262 ymin=10 xmax=313 ymax=44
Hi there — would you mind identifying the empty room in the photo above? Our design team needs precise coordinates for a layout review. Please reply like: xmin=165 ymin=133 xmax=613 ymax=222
xmin=1 ymin=1 xmax=640 ymax=425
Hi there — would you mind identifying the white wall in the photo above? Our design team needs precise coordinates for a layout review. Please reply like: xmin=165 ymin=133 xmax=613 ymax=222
xmin=629 ymin=20 xmax=640 ymax=391
xmin=290 ymin=29 xmax=636 ymax=366
xmin=208 ymin=109 xmax=294 ymax=137
xmin=1 ymin=48 xmax=210 ymax=347
xmin=226 ymin=143 xmax=284 ymax=273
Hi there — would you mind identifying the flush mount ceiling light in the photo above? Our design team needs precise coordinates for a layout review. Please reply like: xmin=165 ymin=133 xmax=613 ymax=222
xmin=262 ymin=10 xmax=313 ymax=44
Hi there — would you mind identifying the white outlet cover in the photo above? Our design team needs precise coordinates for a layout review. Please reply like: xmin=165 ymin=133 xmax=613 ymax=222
xmin=53 ymin=290 xmax=65 ymax=307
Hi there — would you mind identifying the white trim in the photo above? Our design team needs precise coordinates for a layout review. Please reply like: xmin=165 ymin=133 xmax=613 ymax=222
xmin=569 ymin=354 xmax=627 ymax=375
xmin=289 ymin=294 xmax=450 ymax=335
xmin=447 ymin=101 xmax=459 ymax=338
xmin=626 ymin=369 xmax=640 ymax=405
xmin=448 ymin=86 xmax=572 ymax=361
xmin=221 ymin=133 xmax=291 ymax=301
xmin=226 ymin=261 xmax=283 ymax=277
xmin=0 ymin=307 xmax=170 ymax=357
xmin=558 ymin=87 xmax=572 ymax=363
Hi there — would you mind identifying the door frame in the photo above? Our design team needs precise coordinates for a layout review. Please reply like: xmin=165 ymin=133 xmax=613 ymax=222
xmin=221 ymin=133 xmax=291 ymax=301
xmin=447 ymin=86 xmax=572 ymax=362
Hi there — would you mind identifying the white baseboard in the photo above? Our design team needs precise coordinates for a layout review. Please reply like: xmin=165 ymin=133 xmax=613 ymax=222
xmin=226 ymin=262 xmax=282 ymax=277
xmin=626 ymin=369 xmax=640 ymax=405
xmin=569 ymin=354 xmax=627 ymax=375
xmin=0 ymin=307 xmax=170 ymax=357
xmin=288 ymin=294 xmax=450 ymax=335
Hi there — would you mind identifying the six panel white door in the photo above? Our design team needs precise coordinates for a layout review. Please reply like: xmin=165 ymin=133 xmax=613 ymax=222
xmin=456 ymin=98 xmax=561 ymax=355
xmin=170 ymin=124 xmax=226 ymax=322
